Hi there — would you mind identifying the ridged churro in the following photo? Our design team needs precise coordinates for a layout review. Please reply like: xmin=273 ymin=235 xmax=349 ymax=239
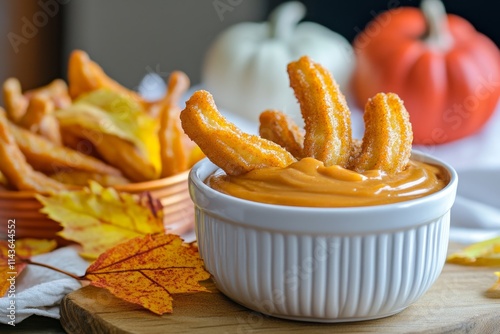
xmin=68 ymin=50 xmax=144 ymax=104
xmin=287 ymin=56 xmax=352 ymax=167
xmin=259 ymin=110 xmax=304 ymax=159
xmin=158 ymin=71 xmax=190 ymax=178
xmin=24 ymin=79 xmax=72 ymax=110
xmin=350 ymin=93 xmax=413 ymax=174
xmin=18 ymin=94 xmax=62 ymax=145
xmin=180 ymin=90 xmax=296 ymax=176
xmin=0 ymin=109 xmax=67 ymax=193
xmin=2 ymin=78 xmax=71 ymax=124
xmin=2 ymin=78 xmax=28 ymax=122
xmin=10 ymin=122 xmax=122 ymax=176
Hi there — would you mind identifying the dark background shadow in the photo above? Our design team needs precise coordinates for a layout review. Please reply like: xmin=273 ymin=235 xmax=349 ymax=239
xmin=268 ymin=0 xmax=499 ymax=46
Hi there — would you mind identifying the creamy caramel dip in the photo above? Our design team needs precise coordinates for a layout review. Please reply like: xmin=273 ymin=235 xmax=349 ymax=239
xmin=207 ymin=157 xmax=449 ymax=207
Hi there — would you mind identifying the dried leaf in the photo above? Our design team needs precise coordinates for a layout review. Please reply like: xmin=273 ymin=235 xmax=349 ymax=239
xmin=447 ymin=237 xmax=500 ymax=266
xmin=36 ymin=182 xmax=164 ymax=259
xmin=55 ymin=89 xmax=161 ymax=178
xmin=0 ymin=239 xmax=57 ymax=296
xmin=11 ymin=239 xmax=58 ymax=258
xmin=84 ymin=234 xmax=210 ymax=314
xmin=489 ymin=272 xmax=500 ymax=292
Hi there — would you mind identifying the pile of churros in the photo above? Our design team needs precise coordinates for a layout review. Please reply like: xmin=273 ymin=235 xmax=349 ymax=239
xmin=180 ymin=56 xmax=413 ymax=177
xmin=0 ymin=50 xmax=202 ymax=194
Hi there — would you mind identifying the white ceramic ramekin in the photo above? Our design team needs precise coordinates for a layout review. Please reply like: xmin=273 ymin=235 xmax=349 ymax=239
xmin=189 ymin=152 xmax=458 ymax=322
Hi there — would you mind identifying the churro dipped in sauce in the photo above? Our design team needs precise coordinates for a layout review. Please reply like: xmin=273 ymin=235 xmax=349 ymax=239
xmin=207 ymin=157 xmax=448 ymax=207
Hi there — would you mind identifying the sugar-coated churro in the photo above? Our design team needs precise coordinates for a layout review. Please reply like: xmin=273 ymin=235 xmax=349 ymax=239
xmin=0 ymin=109 xmax=67 ymax=193
xmin=158 ymin=71 xmax=191 ymax=178
xmin=350 ymin=92 xmax=413 ymax=174
xmin=180 ymin=90 xmax=296 ymax=176
xmin=287 ymin=56 xmax=352 ymax=167
xmin=259 ymin=109 xmax=304 ymax=159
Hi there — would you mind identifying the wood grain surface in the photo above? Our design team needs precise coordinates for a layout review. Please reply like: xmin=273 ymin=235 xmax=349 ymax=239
xmin=60 ymin=244 xmax=500 ymax=334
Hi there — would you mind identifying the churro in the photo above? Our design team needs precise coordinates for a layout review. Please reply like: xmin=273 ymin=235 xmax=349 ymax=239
xmin=259 ymin=110 xmax=304 ymax=159
xmin=18 ymin=94 xmax=62 ymax=145
xmin=158 ymin=71 xmax=190 ymax=178
xmin=287 ymin=56 xmax=352 ymax=167
xmin=10 ymin=122 xmax=122 ymax=176
xmin=68 ymin=50 xmax=144 ymax=104
xmin=2 ymin=78 xmax=28 ymax=122
xmin=180 ymin=90 xmax=296 ymax=176
xmin=2 ymin=78 xmax=71 ymax=124
xmin=24 ymin=79 xmax=72 ymax=110
xmin=0 ymin=109 xmax=67 ymax=193
xmin=350 ymin=93 xmax=413 ymax=174
xmin=61 ymin=125 xmax=159 ymax=182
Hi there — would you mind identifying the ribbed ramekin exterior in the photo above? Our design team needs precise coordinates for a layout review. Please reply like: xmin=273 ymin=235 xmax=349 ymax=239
xmin=196 ymin=210 xmax=450 ymax=322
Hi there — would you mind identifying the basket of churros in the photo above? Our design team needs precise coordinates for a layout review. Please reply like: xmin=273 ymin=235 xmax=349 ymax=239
xmin=0 ymin=50 xmax=203 ymax=241
xmin=183 ymin=56 xmax=458 ymax=322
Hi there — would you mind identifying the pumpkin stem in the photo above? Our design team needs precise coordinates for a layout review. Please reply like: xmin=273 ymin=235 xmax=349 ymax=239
xmin=421 ymin=0 xmax=452 ymax=50
xmin=269 ymin=1 xmax=306 ymax=41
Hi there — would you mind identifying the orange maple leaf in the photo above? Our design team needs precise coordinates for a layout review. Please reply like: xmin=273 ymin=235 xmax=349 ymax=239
xmin=83 ymin=234 xmax=211 ymax=314
xmin=36 ymin=181 xmax=164 ymax=259
xmin=0 ymin=239 xmax=57 ymax=296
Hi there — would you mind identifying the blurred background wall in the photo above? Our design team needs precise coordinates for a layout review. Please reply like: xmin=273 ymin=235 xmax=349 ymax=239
xmin=63 ymin=0 xmax=267 ymax=90
xmin=271 ymin=0 xmax=500 ymax=46
xmin=0 ymin=0 xmax=498 ymax=104
xmin=0 ymin=0 xmax=63 ymax=103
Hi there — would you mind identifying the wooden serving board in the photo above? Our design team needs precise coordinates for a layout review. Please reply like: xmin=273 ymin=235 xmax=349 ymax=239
xmin=60 ymin=244 xmax=500 ymax=334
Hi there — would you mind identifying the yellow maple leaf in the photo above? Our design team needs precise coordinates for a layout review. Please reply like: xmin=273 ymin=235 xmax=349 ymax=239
xmin=84 ymin=234 xmax=211 ymax=314
xmin=447 ymin=236 xmax=500 ymax=266
xmin=36 ymin=182 xmax=164 ymax=259
xmin=11 ymin=239 xmax=58 ymax=258
xmin=489 ymin=272 xmax=500 ymax=293
xmin=0 ymin=239 xmax=57 ymax=296
xmin=55 ymin=89 xmax=161 ymax=178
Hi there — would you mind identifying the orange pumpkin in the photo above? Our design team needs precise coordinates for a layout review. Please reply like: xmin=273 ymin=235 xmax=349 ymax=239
xmin=351 ymin=0 xmax=500 ymax=144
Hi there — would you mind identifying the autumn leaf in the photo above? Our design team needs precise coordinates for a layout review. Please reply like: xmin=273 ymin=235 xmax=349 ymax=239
xmin=55 ymin=89 xmax=161 ymax=177
xmin=84 ymin=234 xmax=210 ymax=314
xmin=489 ymin=272 xmax=500 ymax=293
xmin=447 ymin=236 xmax=500 ymax=266
xmin=36 ymin=181 xmax=164 ymax=259
xmin=0 ymin=239 xmax=57 ymax=296
xmin=10 ymin=239 xmax=57 ymax=258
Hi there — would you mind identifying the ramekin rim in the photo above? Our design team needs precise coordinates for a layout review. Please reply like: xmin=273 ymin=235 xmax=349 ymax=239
xmin=189 ymin=150 xmax=458 ymax=214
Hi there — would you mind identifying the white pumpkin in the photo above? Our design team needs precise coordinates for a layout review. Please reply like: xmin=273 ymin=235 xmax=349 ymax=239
xmin=202 ymin=1 xmax=354 ymax=124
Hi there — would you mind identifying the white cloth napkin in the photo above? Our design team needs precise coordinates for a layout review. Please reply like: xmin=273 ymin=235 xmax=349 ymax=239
xmin=0 ymin=245 xmax=88 ymax=324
